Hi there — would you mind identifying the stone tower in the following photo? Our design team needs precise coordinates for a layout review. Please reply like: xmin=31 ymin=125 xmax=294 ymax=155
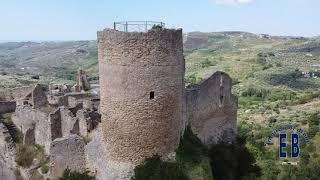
xmin=97 ymin=25 xmax=185 ymax=176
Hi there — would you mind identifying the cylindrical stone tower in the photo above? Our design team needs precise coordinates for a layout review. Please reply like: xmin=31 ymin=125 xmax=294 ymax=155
xmin=97 ymin=26 xmax=185 ymax=169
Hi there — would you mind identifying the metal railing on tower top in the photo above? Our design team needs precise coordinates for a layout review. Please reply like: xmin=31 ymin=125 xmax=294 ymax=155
xmin=113 ymin=21 xmax=165 ymax=32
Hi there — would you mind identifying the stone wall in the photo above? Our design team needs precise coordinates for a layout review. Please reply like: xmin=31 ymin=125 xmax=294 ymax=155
xmin=47 ymin=93 xmax=95 ymax=108
xmin=97 ymin=27 xmax=185 ymax=168
xmin=60 ymin=107 xmax=79 ymax=136
xmin=76 ymin=109 xmax=100 ymax=137
xmin=49 ymin=108 xmax=62 ymax=141
xmin=12 ymin=106 xmax=36 ymax=136
xmin=74 ymin=69 xmax=91 ymax=92
xmin=35 ymin=113 xmax=53 ymax=154
xmin=76 ymin=110 xmax=89 ymax=137
xmin=0 ymin=101 xmax=16 ymax=114
xmin=0 ymin=123 xmax=17 ymax=180
xmin=12 ymin=105 xmax=50 ymax=145
xmin=47 ymin=95 xmax=69 ymax=107
xmin=186 ymin=71 xmax=237 ymax=145
xmin=31 ymin=84 xmax=48 ymax=109
xmin=85 ymin=125 xmax=134 ymax=180
xmin=49 ymin=135 xmax=86 ymax=178
xmin=0 ymin=85 xmax=35 ymax=101
xmin=68 ymin=96 xmax=78 ymax=108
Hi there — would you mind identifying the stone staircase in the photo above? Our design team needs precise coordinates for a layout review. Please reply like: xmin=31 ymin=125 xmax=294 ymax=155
xmin=0 ymin=119 xmax=19 ymax=147
xmin=0 ymin=123 xmax=15 ymax=152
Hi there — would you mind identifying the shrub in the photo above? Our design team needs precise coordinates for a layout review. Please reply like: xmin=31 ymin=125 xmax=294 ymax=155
xmin=256 ymin=56 xmax=267 ymax=66
xmin=176 ymin=126 xmax=207 ymax=164
xmin=208 ymin=138 xmax=261 ymax=180
xmin=200 ymin=58 xmax=215 ymax=68
xmin=262 ymin=63 xmax=273 ymax=70
xmin=15 ymin=144 xmax=36 ymax=167
xmin=308 ymin=113 xmax=319 ymax=126
xmin=31 ymin=75 xmax=40 ymax=80
xmin=241 ymin=87 xmax=270 ymax=99
xmin=41 ymin=165 xmax=49 ymax=174
xmin=83 ymin=134 xmax=92 ymax=144
xmin=59 ymin=169 xmax=95 ymax=180
xmin=275 ymin=62 xmax=282 ymax=67
xmin=308 ymin=113 xmax=320 ymax=138
xmin=308 ymin=126 xmax=318 ymax=138
xmin=306 ymin=143 xmax=316 ymax=153
xmin=131 ymin=155 xmax=189 ymax=180
xmin=185 ymin=74 xmax=198 ymax=85
xmin=15 ymin=144 xmax=47 ymax=168
xmin=268 ymin=116 xmax=277 ymax=124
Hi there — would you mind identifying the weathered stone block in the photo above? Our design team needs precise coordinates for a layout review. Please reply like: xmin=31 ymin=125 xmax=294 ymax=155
xmin=49 ymin=135 xmax=86 ymax=177
xmin=186 ymin=71 xmax=237 ymax=145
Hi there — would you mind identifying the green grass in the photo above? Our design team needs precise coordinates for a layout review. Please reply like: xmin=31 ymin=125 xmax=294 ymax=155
xmin=15 ymin=144 xmax=47 ymax=168
xmin=41 ymin=164 xmax=49 ymax=174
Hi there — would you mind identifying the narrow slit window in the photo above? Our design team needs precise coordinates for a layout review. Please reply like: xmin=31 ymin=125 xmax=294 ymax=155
xmin=150 ymin=91 xmax=155 ymax=99
xmin=219 ymin=95 xmax=224 ymax=106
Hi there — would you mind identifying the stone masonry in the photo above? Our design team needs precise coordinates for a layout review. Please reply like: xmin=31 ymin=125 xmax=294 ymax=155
xmin=186 ymin=71 xmax=237 ymax=145
xmin=0 ymin=101 xmax=16 ymax=114
xmin=0 ymin=123 xmax=17 ymax=180
xmin=74 ymin=69 xmax=91 ymax=92
xmin=97 ymin=27 xmax=185 ymax=170
xmin=97 ymin=25 xmax=237 ymax=179
xmin=49 ymin=135 xmax=86 ymax=178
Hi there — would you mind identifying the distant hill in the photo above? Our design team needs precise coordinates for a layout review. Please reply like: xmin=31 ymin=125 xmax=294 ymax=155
xmin=0 ymin=41 xmax=98 ymax=79
xmin=0 ymin=31 xmax=320 ymax=88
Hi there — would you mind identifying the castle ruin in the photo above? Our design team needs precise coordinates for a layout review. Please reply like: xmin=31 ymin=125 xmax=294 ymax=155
xmin=0 ymin=22 xmax=238 ymax=180
xmin=96 ymin=23 xmax=238 ymax=179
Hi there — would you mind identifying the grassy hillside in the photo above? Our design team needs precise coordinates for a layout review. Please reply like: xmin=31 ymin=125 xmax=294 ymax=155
xmin=0 ymin=41 xmax=98 ymax=87
xmin=184 ymin=32 xmax=320 ymax=179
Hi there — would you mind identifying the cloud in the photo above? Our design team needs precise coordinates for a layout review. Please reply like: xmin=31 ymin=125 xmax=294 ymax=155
xmin=215 ymin=0 xmax=254 ymax=5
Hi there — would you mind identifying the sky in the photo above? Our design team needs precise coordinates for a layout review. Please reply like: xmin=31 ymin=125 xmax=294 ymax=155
xmin=0 ymin=0 xmax=319 ymax=41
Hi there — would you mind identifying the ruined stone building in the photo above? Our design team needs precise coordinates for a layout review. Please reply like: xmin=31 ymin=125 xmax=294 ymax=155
xmin=186 ymin=71 xmax=238 ymax=145
xmin=74 ymin=68 xmax=91 ymax=92
xmin=0 ymin=23 xmax=237 ymax=180
xmin=0 ymin=82 xmax=101 ymax=179
xmin=96 ymin=24 xmax=238 ymax=179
